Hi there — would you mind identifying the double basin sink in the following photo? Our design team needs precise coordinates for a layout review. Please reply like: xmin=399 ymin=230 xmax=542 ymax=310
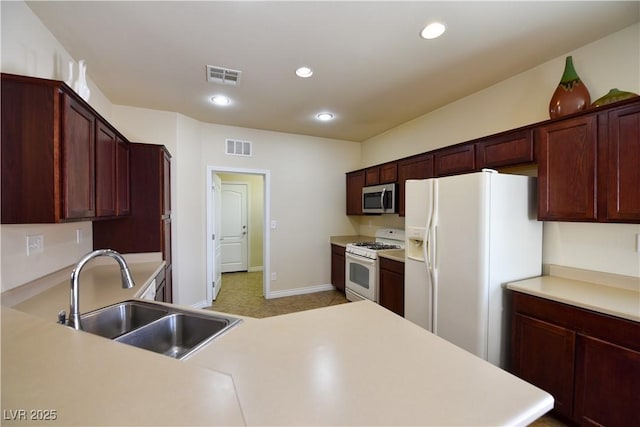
xmin=80 ymin=300 xmax=242 ymax=359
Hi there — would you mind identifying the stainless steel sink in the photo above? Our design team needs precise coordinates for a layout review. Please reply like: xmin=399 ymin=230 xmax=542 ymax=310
xmin=116 ymin=312 xmax=235 ymax=359
xmin=80 ymin=300 xmax=241 ymax=359
xmin=81 ymin=301 xmax=168 ymax=339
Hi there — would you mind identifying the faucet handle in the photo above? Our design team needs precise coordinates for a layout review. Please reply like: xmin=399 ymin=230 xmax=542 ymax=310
xmin=58 ymin=310 xmax=67 ymax=325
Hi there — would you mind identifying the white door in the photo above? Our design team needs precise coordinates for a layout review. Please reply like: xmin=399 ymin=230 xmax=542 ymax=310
xmin=211 ymin=174 xmax=223 ymax=299
xmin=221 ymin=183 xmax=248 ymax=273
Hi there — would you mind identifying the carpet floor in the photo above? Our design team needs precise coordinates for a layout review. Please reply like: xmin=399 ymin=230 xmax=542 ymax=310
xmin=205 ymin=271 xmax=348 ymax=318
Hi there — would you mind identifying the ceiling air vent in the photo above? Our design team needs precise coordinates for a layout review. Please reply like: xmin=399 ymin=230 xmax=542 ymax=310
xmin=207 ymin=65 xmax=242 ymax=86
xmin=226 ymin=139 xmax=252 ymax=157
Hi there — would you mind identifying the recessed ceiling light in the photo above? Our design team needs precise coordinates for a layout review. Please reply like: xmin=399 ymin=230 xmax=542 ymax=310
xmin=210 ymin=95 xmax=231 ymax=106
xmin=316 ymin=112 xmax=334 ymax=121
xmin=296 ymin=66 xmax=314 ymax=78
xmin=420 ymin=22 xmax=446 ymax=39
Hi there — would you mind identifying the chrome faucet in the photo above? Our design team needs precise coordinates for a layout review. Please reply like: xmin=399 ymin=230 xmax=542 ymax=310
xmin=67 ymin=249 xmax=135 ymax=330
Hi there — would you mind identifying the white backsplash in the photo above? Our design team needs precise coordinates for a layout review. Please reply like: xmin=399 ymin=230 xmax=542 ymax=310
xmin=1 ymin=222 xmax=93 ymax=292
xmin=357 ymin=214 xmax=405 ymax=238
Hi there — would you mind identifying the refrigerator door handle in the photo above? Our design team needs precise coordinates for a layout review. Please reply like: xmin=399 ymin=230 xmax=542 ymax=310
xmin=430 ymin=225 xmax=438 ymax=334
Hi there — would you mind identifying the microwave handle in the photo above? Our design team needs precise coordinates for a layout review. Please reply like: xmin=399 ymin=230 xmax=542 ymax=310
xmin=380 ymin=188 xmax=386 ymax=209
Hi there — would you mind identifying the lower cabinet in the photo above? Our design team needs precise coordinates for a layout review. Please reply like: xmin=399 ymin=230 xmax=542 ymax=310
xmin=379 ymin=257 xmax=404 ymax=316
xmin=511 ymin=292 xmax=640 ymax=426
xmin=330 ymin=244 xmax=345 ymax=292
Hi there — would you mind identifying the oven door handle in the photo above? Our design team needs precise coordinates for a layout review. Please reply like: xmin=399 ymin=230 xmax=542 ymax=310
xmin=346 ymin=252 xmax=376 ymax=265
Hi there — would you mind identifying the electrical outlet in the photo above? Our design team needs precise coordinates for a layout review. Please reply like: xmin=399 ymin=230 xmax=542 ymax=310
xmin=636 ymin=233 xmax=640 ymax=253
xmin=271 ymin=220 xmax=277 ymax=229
xmin=26 ymin=235 xmax=44 ymax=256
xmin=76 ymin=229 xmax=83 ymax=245
xmin=271 ymin=272 xmax=277 ymax=281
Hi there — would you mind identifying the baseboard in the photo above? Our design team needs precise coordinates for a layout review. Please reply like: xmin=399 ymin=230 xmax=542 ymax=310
xmin=248 ymin=266 xmax=264 ymax=272
xmin=191 ymin=300 xmax=210 ymax=309
xmin=266 ymin=283 xmax=336 ymax=299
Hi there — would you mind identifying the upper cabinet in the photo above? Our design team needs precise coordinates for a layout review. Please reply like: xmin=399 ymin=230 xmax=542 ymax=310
xmin=476 ymin=129 xmax=535 ymax=169
xmin=365 ymin=162 xmax=398 ymax=186
xmin=397 ymin=153 xmax=434 ymax=217
xmin=605 ymin=103 xmax=640 ymax=221
xmin=1 ymin=73 xmax=130 ymax=224
xmin=537 ymin=99 xmax=640 ymax=223
xmin=346 ymin=170 xmax=365 ymax=215
xmin=347 ymin=97 xmax=639 ymax=223
xmin=537 ymin=114 xmax=598 ymax=221
xmin=434 ymin=143 xmax=476 ymax=176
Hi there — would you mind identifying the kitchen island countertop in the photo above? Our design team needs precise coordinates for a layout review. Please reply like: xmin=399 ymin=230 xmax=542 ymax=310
xmin=3 ymin=264 xmax=553 ymax=426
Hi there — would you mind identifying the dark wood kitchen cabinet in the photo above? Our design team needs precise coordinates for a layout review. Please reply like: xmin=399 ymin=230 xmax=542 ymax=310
xmin=365 ymin=163 xmax=398 ymax=186
xmin=511 ymin=292 xmax=640 ymax=426
xmin=1 ymin=73 xmax=130 ymax=223
xmin=537 ymin=99 xmax=640 ymax=223
xmin=537 ymin=114 xmax=598 ymax=221
xmin=93 ymin=143 xmax=173 ymax=302
xmin=476 ymin=129 xmax=535 ymax=169
xmin=378 ymin=256 xmax=404 ymax=316
xmin=116 ymin=139 xmax=131 ymax=216
xmin=605 ymin=103 xmax=640 ymax=221
xmin=397 ymin=153 xmax=434 ymax=216
xmin=434 ymin=143 xmax=476 ymax=177
xmin=330 ymin=244 xmax=346 ymax=292
xmin=346 ymin=170 xmax=365 ymax=215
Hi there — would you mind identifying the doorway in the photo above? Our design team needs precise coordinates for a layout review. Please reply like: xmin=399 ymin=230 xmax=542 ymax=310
xmin=206 ymin=166 xmax=270 ymax=303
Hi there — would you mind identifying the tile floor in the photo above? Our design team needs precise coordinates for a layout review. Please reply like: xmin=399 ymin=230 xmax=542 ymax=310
xmin=205 ymin=271 xmax=565 ymax=427
xmin=206 ymin=271 xmax=348 ymax=318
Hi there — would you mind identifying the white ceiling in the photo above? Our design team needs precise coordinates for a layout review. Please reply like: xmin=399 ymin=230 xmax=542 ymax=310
xmin=27 ymin=1 xmax=639 ymax=142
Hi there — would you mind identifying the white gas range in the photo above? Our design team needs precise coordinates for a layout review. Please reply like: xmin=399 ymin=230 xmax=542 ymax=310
xmin=345 ymin=228 xmax=405 ymax=303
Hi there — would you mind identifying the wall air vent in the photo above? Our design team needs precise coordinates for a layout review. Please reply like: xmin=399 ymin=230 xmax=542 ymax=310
xmin=225 ymin=139 xmax=252 ymax=157
xmin=207 ymin=65 xmax=242 ymax=86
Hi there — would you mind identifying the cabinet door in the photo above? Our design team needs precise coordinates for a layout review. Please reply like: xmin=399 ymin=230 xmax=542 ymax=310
xmin=163 ymin=218 xmax=172 ymax=265
xmin=378 ymin=257 xmax=404 ymax=316
xmin=164 ymin=264 xmax=173 ymax=303
xmin=116 ymin=138 xmax=130 ymax=216
xmin=397 ymin=154 xmax=434 ymax=217
xmin=511 ymin=313 xmax=576 ymax=419
xmin=62 ymin=94 xmax=95 ymax=219
xmin=434 ymin=143 xmax=476 ymax=177
xmin=537 ymin=114 xmax=597 ymax=221
xmin=346 ymin=170 xmax=365 ymax=215
xmin=476 ymin=129 xmax=534 ymax=169
xmin=574 ymin=335 xmax=640 ymax=427
xmin=162 ymin=148 xmax=171 ymax=217
xmin=606 ymin=104 xmax=640 ymax=221
xmin=365 ymin=167 xmax=380 ymax=186
xmin=380 ymin=163 xmax=398 ymax=184
xmin=330 ymin=244 xmax=345 ymax=292
xmin=95 ymin=120 xmax=117 ymax=217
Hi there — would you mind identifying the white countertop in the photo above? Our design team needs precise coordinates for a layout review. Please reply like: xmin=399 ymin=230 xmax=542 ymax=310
xmin=1 ymin=307 xmax=245 ymax=426
xmin=507 ymin=265 xmax=640 ymax=322
xmin=3 ymin=262 xmax=554 ymax=426
xmin=7 ymin=261 xmax=164 ymax=322
xmin=187 ymin=301 xmax=552 ymax=426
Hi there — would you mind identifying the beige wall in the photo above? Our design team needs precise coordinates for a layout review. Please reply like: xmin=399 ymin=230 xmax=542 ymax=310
xmin=217 ymin=173 xmax=264 ymax=271
xmin=0 ymin=1 xmax=111 ymax=291
xmin=1 ymin=1 xmax=638 ymax=298
xmin=360 ymin=23 xmax=640 ymax=278
xmin=111 ymin=106 xmax=361 ymax=304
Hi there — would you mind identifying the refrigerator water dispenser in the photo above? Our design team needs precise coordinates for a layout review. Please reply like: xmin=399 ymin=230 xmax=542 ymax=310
xmin=406 ymin=226 xmax=426 ymax=261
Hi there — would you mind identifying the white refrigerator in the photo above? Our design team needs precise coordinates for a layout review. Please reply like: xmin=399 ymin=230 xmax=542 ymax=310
xmin=404 ymin=170 xmax=542 ymax=368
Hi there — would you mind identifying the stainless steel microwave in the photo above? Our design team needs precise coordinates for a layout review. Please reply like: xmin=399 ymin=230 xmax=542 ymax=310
xmin=362 ymin=183 xmax=396 ymax=214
